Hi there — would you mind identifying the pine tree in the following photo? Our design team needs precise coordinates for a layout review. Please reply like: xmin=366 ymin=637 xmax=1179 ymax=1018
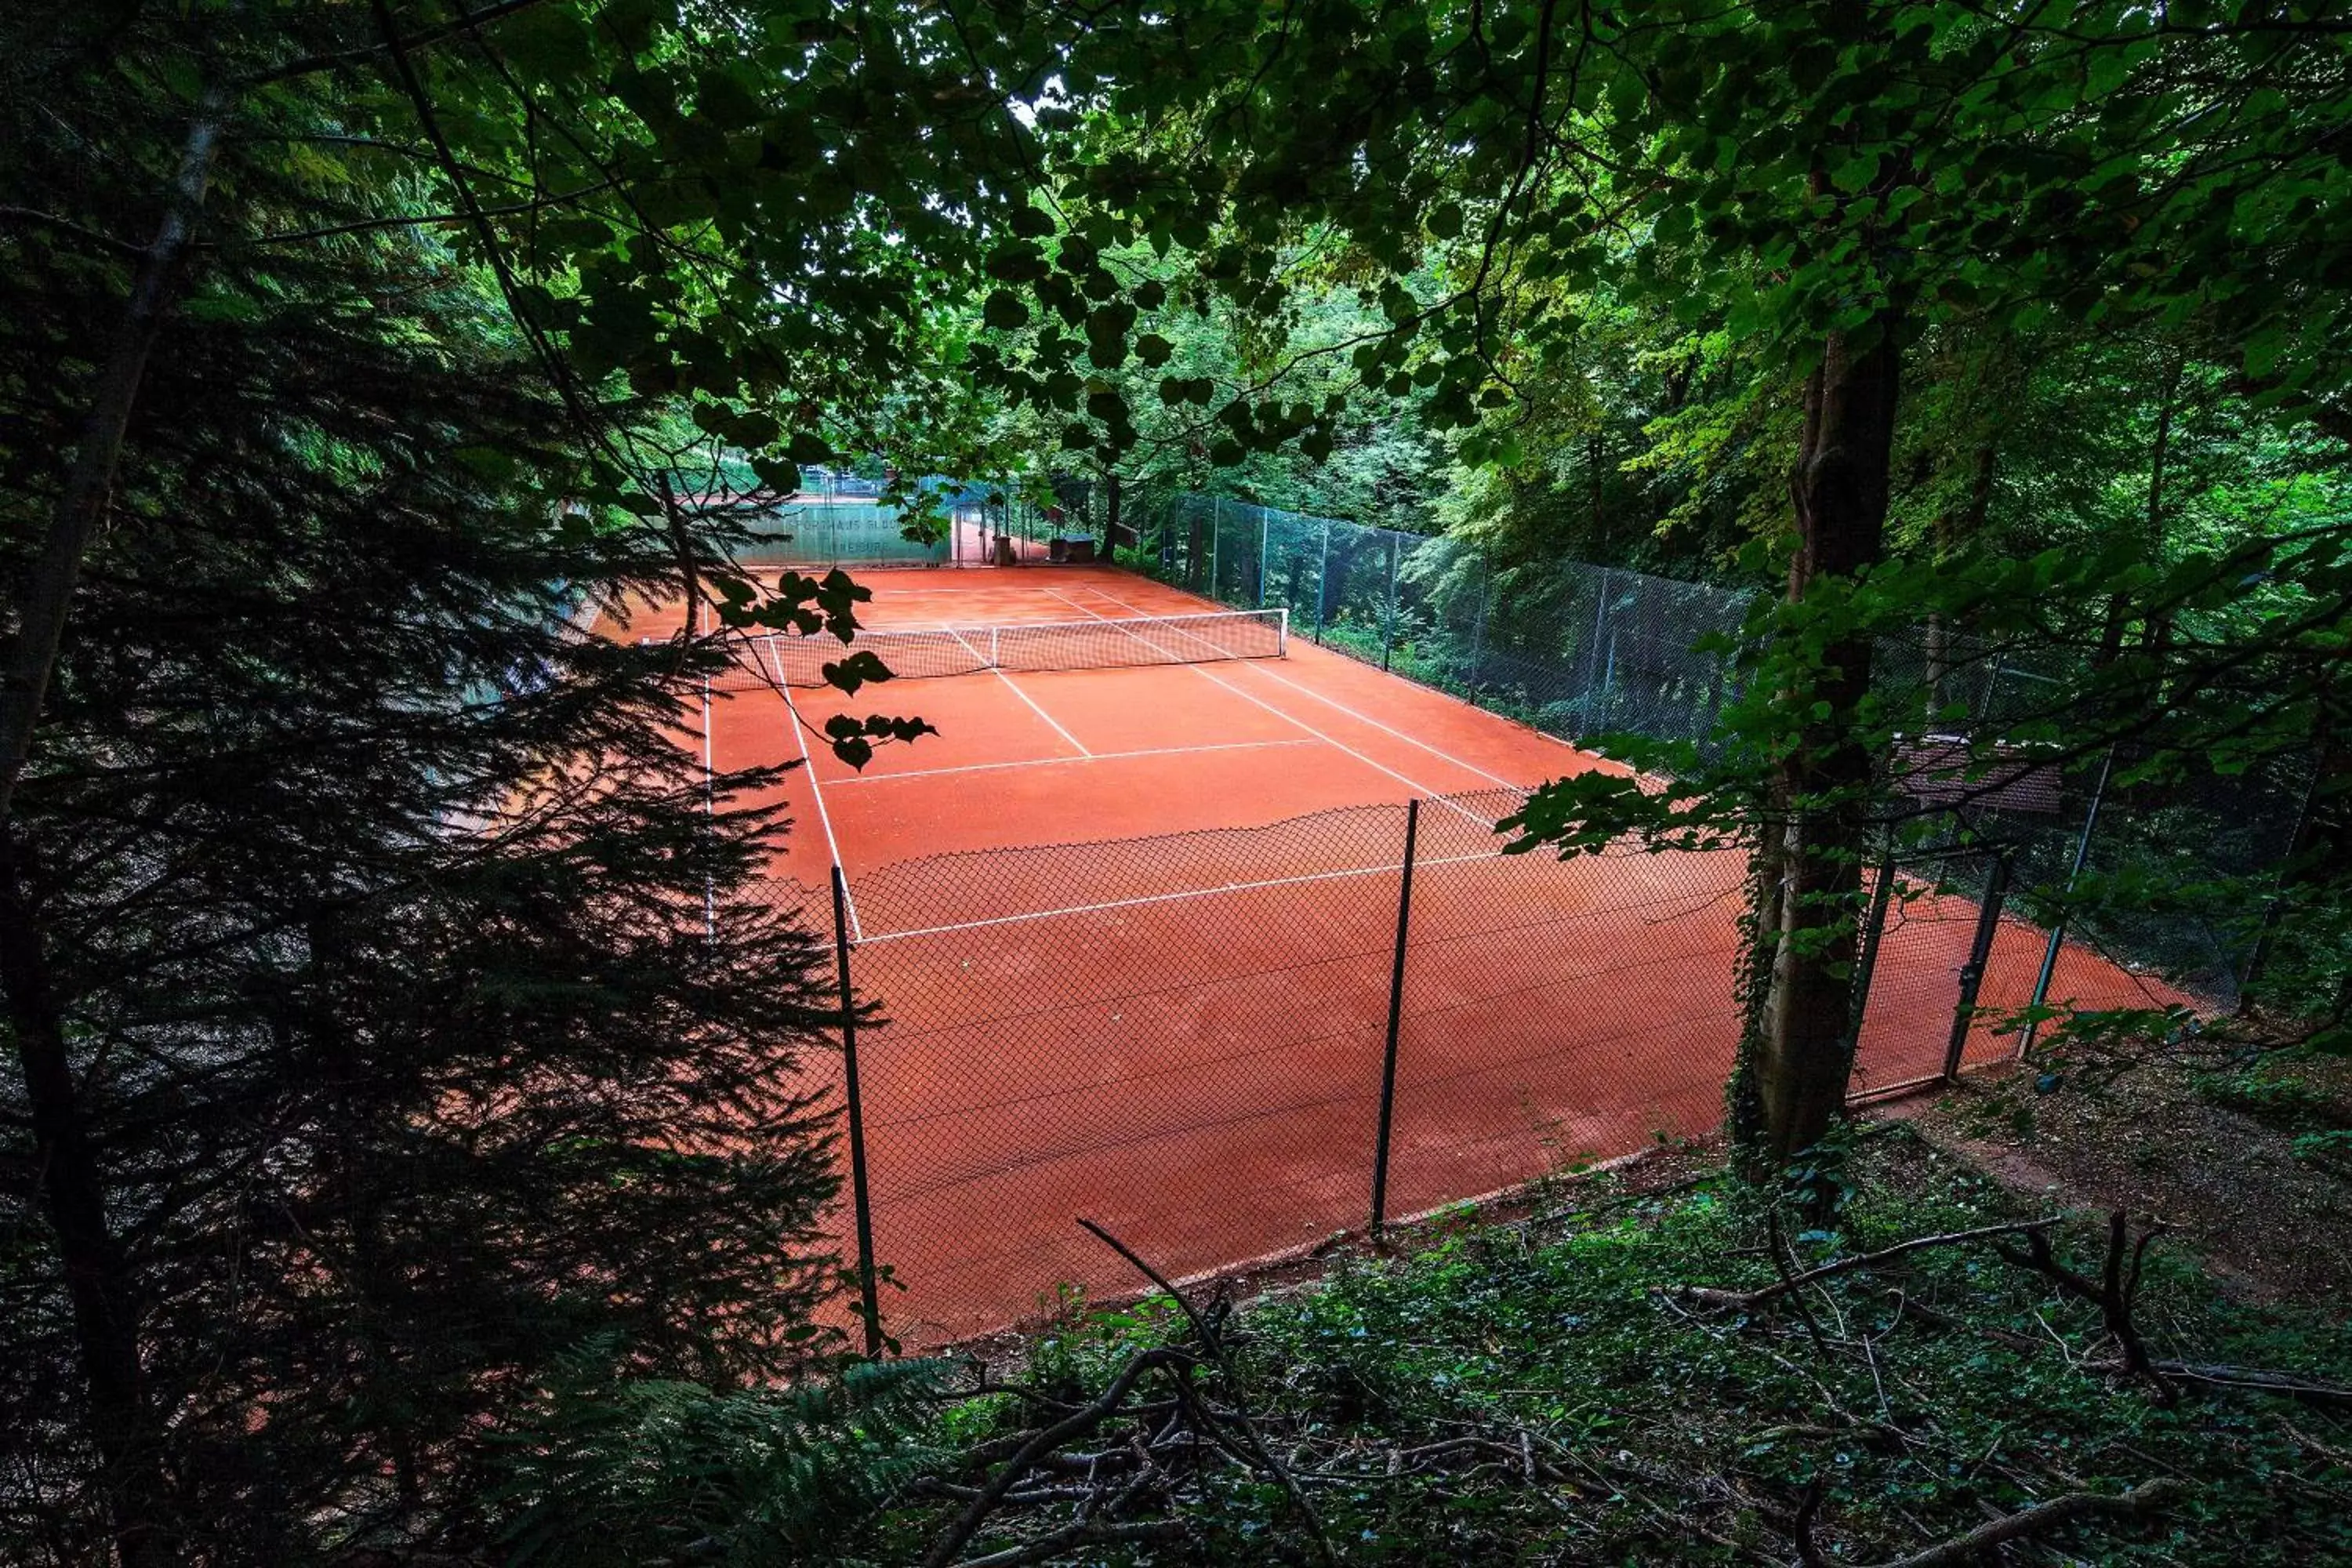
xmin=3 ymin=12 xmax=855 ymax=1562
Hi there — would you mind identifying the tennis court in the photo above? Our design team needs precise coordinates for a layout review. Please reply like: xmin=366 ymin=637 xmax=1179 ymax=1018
xmin=596 ymin=564 xmax=2189 ymax=1345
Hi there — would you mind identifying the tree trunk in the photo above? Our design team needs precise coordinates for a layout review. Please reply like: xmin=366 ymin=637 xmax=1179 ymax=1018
xmin=2135 ymin=350 xmax=2184 ymax=659
xmin=0 ymin=85 xmax=228 ymax=1568
xmin=1744 ymin=322 xmax=1901 ymax=1169
xmin=2097 ymin=349 xmax=2183 ymax=667
xmin=0 ymin=86 xmax=227 ymax=829
xmin=1922 ymin=438 xmax=1995 ymax=725
xmin=1588 ymin=428 xmax=1605 ymax=541
xmin=0 ymin=839 xmax=180 ymax=1566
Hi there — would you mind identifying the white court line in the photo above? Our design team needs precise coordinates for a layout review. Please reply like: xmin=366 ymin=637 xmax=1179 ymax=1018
xmin=699 ymin=598 xmax=717 ymax=937
xmin=946 ymin=626 xmax=988 ymax=667
xmin=1043 ymin=587 xmax=1270 ymax=662
xmin=989 ymin=666 xmax=1091 ymax=757
xmin=761 ymin=639 xmax=862 ymax=941
xmin=830 ymin=738 xmax=1319 ymax=786
xmin=1234 ymin=660 xmax=1520 ymax=787
xmin=1068 ymin=583 xmax=1524 ymax=791
xmin=698 ymin=600 xmax=715 ymax=812
xmin=857 ymin=846 xmax=1505 ymax=945
xmin=1040 ymin=583 xmax=1477 ymax=818
xmin=1187 ymin=664 xmax=1495 ymax=826
xmin=1042 ymin=586 xmax=1242 ymax=661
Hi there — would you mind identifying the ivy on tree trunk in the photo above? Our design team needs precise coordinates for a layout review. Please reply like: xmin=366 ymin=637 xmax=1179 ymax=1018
xmin=1734 ymin=322 xmax=1901 ymax=1172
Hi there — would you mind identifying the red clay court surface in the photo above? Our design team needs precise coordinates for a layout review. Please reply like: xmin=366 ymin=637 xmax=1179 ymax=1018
xmin=593 ymin=564 xmax=2191 ymax=1345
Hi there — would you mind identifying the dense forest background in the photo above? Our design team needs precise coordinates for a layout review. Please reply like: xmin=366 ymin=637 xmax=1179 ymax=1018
xmin=4 ymin=2 xmax=2349 ymax=1564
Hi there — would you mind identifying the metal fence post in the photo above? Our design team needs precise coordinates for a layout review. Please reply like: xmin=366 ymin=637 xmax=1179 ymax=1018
xmin=1465 ymin=552 xmax=1492 ymax=706
xmin=1945 ymin=850 xmax=2013 ymax=1080
xmin=1258 ymin=506 xmax=1269 ymax=608
xmin=1370 ymin=798 xmax=1422 ymax=1237
xmin=1210 ymin=496 xmax=1222 ymax=601
xmin=831 ymin=865 xmax=884 ymax=1356
xmin=1847 ymin=833 xmax=1899 ymax=1044
xmin=1381 ymin=532 xmax=1400 ymax=672
xmin=2020 ymin=749 xmax=2116 ymax=1058
xmin=2236 ymin=755 xmax=2325 ymax=1007
xmin=1583 ymin=568 xmax=1613 ymax=724
xmin=1315 ymin=515 xmax=1331 ymax=645
xmin=1599 ymin=583 xmax=1618 ymax=714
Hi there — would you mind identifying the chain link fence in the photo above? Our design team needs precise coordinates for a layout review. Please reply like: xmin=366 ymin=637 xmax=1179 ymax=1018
xmin=1109 ymin=488 xmax=2309 ymax=1012
xmin=1111 ymin=491 xmax=1763 ymax=757
xmin=765 ymin=778 xmax=2230 ymax=1350
xmin=714 ymin=474 xmax=1102 ymax=568
xmin=709 ymin=484 xmax=2312 ymax=1345
xmin=791 ymin=789 xmax=1750 ymax=1347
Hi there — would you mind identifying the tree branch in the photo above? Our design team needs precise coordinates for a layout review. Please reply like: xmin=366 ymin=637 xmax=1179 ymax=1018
xmin=1860 ymin=1478 xmax=2182 ymax=1568
xmin=1676 ymin=1218 xmax=2061 ymax=1309
xmin=916 ymin=1347 xmax=1193 ymax=1568
xmin=243 ymin=0 xmax=555 ymax=87
xmin=949 ymin=1519 xmax=1187 ymax=1568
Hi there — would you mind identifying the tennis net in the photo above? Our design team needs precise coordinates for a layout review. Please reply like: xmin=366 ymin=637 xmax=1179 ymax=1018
xmin=714 ymin=609 xmax=1289 ymax=689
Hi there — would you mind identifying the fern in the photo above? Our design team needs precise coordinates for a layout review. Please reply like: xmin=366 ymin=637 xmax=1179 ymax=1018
xmin=493 ymin=1341 xmax=952 ymax=1566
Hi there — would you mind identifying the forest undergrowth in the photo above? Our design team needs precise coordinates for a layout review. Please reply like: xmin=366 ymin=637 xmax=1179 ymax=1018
xmin=507 ymin=1125 xmax=2352 ymax=1566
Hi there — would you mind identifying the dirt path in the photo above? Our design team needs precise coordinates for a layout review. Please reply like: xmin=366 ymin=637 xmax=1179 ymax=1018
xmin=1875 ymin=1058 xmax=2352 ymax=1306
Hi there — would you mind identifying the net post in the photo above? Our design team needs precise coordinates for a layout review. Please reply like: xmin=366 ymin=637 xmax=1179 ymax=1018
xmin=2020 ymin=746 xmax=2114 ymax=1060
xmin=1370 ymin=797 xmax=1422 ymax=1239
xmin=831 ymin=865 xmax=884 ymax=1357
xmin=1946 ymin=848 xmax=2013 ymax=1080
xmin=1276 ymin=607 xmax=1290 ymax=658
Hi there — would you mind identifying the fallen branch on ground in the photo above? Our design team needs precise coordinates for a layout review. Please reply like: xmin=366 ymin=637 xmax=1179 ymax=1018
xmin=1992 ymin=1210 xmax=2174 ymax=1403
xmin=1891 ymin=1286 xmax=2352 ymax=1407
xmin=1079 ymin=1217 xmax=1339 ymax=1568
xmin=916 ymin=1346 xmax=1196 ymax=1568
xmin=1676 ymin=1218 xmax=2062 ymax=1311
xmin=948 ymin=1519 xmax=1187 ymax=1568
xmin=2151 ymin=1361 xmax=2352 ymax=1408
xmin=1857 ymin=1477 xmax=2183 ymax=1568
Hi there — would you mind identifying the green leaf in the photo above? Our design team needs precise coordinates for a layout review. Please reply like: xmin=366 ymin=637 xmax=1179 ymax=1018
xmin=822 ymin=650 xmax=895 ymax=696
xmin=982 ymin=242 xmax=1049 ymax=283
xmin=982 ymin=289 xmax=1031 ymax=330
